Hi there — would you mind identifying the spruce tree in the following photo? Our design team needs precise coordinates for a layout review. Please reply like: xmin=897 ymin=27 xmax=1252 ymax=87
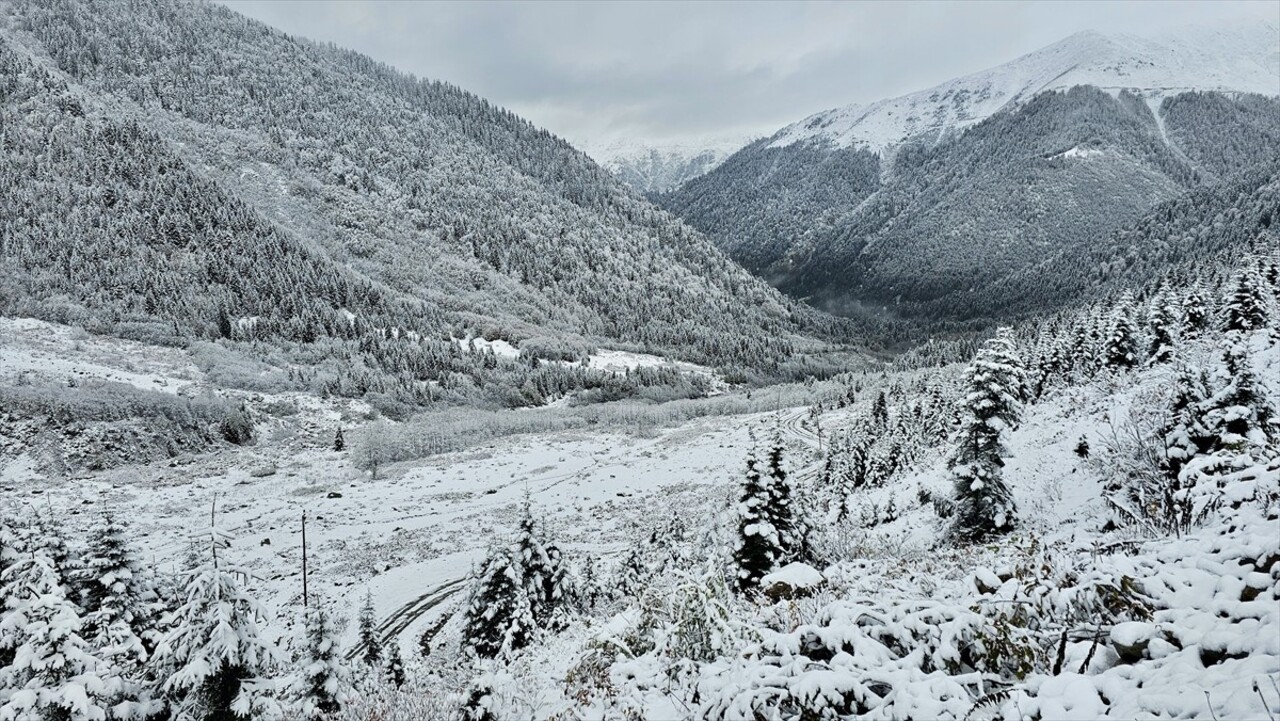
xmin=1162 ymin=366 xmax=1214 ymax=483
xmin=1147 ymin=293 xmax=1177 ymax=365
xmin=0 ymin=553 xmax=125 ymax=721
xmin=460 ymin=669 xmax=500 ymax=721
xmin=80 ymin=512 xmax=162 ymax=667
xmin=1181 ymin=285 xmax=1211 ymax=338
xmin=1067 ymin=323 xmax=1093 ymax=377
xmin=732 ymin=450 xmax=779 ymax=592
xmin=762 ymin=434 xmax=806 ymax=563
xmin=461 ymin=550 xmax=535 ymax=659
xmin=380 ymin=641 xmax=405 ymax=689
xmin=949 ymin=330 xmax=1024 ymax=543
xmin=23 ymin=512 xmax=81 ymax=602
xmin=355 ymin=591 xmax=380 ymax=668
xmin=460 ymin=502 xmax=572 ymax=658
xmin=333 ymin=428 xmax=345 ymax=452
xmin=1102 ymin=294 xmax=1139 ymax=369
xmin=511 ymin=502 xmax=554 ymax=623
xmin=613 ymin=548 xmax=648 ymax=602
xmin=870 ymin=392 xmax=889 ymax=428
xmin=1222 ymin=268 xmax=1270 ymax=333
xmin=578 ymin=555 xmax=600 ymax=612
xmin=1205 ymin=343 xmax=1274 ymax=449
xmin=824 ymin=439 xmax=866 ymax=523
xmin=540 ymin=546 xmax=574 ymax=632
xmin=152 ymin=526 xmax=282 ymax=721
xmin=294 ymin=603 xmax=352 ymax=718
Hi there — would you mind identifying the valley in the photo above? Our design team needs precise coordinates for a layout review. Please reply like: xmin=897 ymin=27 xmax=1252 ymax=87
xmin=0 ymin=1 xmax=1277 ymax=720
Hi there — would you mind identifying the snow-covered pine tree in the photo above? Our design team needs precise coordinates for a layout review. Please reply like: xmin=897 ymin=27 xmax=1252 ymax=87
xmin=540 ymin=545 xmax=575 ymax=632
xmin=1181 ymin=284 xmax=1211 ymax=338
xmin=1162 ymin=365 xmax=1215 ymax=485
xmin=1204 ymin=342 xmax=1274 ymax=450
xmin=79 ymin=512 xmax=162 ymax=670
xmin=460 ymin=549 xmax=535 ymax=659
xmin=577 ymin=555 xmax=601 ymax=612
xmin=824 ymin=438 xmax=866 ymax=523
xmin=870 ymin=391 xmax=889 ymax=429
xmin=1102 ymin=293 xmax=1139 ymax=370
xmin=613 ymin=548 xmax=648 ymax=602
xmin=511 ymin=501 xmax=554 ymax=624
xmin=1146 ymin=292 xmax=1178 ymax=365
xmin=1085 ymin=307 xmax=1107 ymax=373
xmin=948 ymin=329 xmax=1024 ymax=543
xmin=380 ymin=641 xmax=405 ymax=689
xmin=333 ymin=428 xmax=345 ymax=453
xmin=355 ymin=590 xmax=380 ymax=668
xmin=1260 ymin=252 xmax=1280 ymax=297
xmin=1222 ymin=267 xmax=1270 ymax=333
xmin=732 ymin=449 xmax=780 ymax=592
xmin=294 ymin=602 xmax=352 ymax=718
xmin=0 ymin=514 xmax=19 ymax=579
xmin=24 ymin=511 xmax=81 ymax=603
xmin=0 ymin=551 xmax=126 ymax=721
xmin=459 ymin=668 xmax=500 ymax=721
xmin=152 ymin=524 xmax=282 ymax=721
xmin=762 ymin=434 xmax=806 ymax=563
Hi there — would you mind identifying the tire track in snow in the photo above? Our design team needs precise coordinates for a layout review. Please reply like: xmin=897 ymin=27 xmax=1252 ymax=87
xmin=347 ymin=577 xmax=466 ymax=661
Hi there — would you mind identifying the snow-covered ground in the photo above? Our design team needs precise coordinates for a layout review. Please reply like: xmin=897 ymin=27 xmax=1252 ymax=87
xmin=0 ymin=317 xmax=202 ymax=395
xmin=2 ymin=315 xmax=1277 ymax=719
xmin=456 ymin=330 xmax=1280 ymax=719
xmin=0 ymin=319 xmax=811 ymax=654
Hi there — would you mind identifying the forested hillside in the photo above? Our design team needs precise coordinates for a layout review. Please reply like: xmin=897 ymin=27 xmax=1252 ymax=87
xmin=0 ymin=0 xmax=856 ymax=411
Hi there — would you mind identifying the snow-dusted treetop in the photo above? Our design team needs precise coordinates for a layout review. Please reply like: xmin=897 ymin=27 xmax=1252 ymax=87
xmin=769 ymin=19 xmax=1280 ymax=152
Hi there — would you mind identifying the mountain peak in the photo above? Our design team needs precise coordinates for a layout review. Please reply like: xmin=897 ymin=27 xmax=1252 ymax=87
xmin=769 ymin=20 xmax=1280 ymax=152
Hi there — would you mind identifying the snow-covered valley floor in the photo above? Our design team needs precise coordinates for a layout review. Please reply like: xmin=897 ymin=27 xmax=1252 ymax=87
xmin=2 ymin=317 xmax=1277 ymax=720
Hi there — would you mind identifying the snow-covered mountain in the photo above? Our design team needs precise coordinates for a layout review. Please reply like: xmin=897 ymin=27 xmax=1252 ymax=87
xmin=660 ymin=20 xmax=1280 ymax=328
xmin=771 ymin=20 xmax=1280 ymax=152
xmin=585 ymin=135 xmax=755 ymax=193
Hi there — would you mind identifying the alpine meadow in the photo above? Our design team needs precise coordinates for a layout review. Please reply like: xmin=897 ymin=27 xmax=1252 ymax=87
xmin=0 ymin=1 xmax=1278 ymax=719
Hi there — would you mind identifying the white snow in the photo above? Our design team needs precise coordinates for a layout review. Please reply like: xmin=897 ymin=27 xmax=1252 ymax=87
xmin=1052 ymin=146 xmax=1106 ymax=161
xmin=454 ymin=336 xmax=520 ymax=359
xmin=586 ymin=349 xmax=710 ymax=377
xmin=581 ymin=133 xmax=755 ymax=171
xmin=0 ymin=317 xmax=202 ymax=395
xmin=769 ymin=20 xmax=1280 ymax=153
xmin=759 ymin=562 xmax=824 ymax=590
xmin=579 ymin=133 xmax=758 ymax=192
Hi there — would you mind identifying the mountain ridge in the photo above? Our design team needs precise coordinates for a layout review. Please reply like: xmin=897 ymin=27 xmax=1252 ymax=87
xmin=769 ymin=19 xmax=1280 ymax=153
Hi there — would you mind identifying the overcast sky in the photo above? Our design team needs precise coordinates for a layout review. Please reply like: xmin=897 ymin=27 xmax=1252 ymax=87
xmin=220 ymin=0 xmax=1276 ymax=151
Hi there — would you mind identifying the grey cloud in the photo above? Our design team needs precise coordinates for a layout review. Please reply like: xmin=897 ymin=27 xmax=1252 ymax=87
xmin=219 ymin=0 xmax=1277 ymax=148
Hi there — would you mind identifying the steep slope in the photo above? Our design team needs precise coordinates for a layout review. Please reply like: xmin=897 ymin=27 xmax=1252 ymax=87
xmin=0 ymin=0 xmax=853 ymax=408
xmin=660 ymin=22 xmax=1280 ymax=330
xmin=586 ymin=135 xmax=754 ymax=194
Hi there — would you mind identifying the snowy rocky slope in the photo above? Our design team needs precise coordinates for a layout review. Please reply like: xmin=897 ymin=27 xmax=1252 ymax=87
xmin=770 ymin=19 xmax=1280 ymax=152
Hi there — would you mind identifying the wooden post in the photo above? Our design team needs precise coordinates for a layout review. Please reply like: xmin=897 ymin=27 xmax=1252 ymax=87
xmin=301 ymin=510 xmax=309 ymax=609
